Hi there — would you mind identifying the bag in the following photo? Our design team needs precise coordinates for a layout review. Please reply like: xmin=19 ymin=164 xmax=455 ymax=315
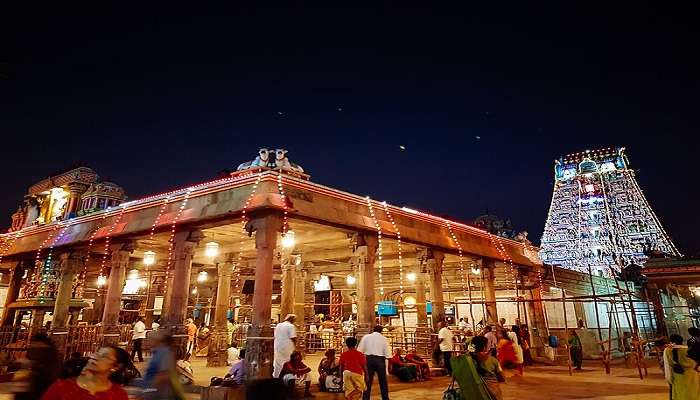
xmin=442 ymin=377 xmax=460 ymax=400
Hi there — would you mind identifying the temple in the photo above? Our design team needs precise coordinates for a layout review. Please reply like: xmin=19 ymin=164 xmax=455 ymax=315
xmin=540 ymin=147 xmax=680 ymax=276
xmin=0 ymin=149 xmax=696 ymax=381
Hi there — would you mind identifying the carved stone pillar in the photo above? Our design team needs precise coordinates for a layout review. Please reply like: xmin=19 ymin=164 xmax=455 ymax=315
xmin=1 ymin=262 xmax=25 ymax=326
xmin=414 ymin=263 xmax=430 ymax=356
xmin=526 ymin=281 xmax=549 ymax=355
xmin=101 ymin=242 xmax=133 ymax=345
xmin=280 ymin=262 xmax=296 ymax=319
xmin=293 ymin=265 xmax=306 ymax=326
xmin=646 ymin=284 xmax=667 ymax=336
xmin=207 ymin=254 xmax=234 ymax=367
xmin=428 ymin=249 xmax=446 ymax=332
xmin=356 ymin=234 xmax=378 ymax=335
xmin=162 ymin=230 xmax=202 ymax=353
xmin=52 ymin=252 xmax=82 ymax=330
xmin=482 ymin=258 xmax=499 ymax=325
xmin=244 ymin=212 xmax=284 ymax=380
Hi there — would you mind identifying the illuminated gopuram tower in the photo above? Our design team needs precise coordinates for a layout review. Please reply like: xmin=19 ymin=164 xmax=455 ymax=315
xmin=540 ymin=147 xmax=680 ymax=276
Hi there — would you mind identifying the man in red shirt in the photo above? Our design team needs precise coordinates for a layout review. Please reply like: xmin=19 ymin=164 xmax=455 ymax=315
xmin=339 ymin=337 xmax=367 ymax=400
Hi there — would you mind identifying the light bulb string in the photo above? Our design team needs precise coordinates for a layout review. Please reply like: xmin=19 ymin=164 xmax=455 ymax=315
xmin=445 ymin=220 xmax=468 ymax=297
xmin=97 ymin=206 xmax=127 ymax=290
xmin=39 ymin=220 xmax=74 ymax=301
xmin=382 ymin=202 xmax=403 ymax=298
xmin=163 ymin=188 xmax=194 ymax=298
xmin=365 ymin=197 xmax=384 ymax=297
xmin=237 ymin=175 xmax=263 ymax=296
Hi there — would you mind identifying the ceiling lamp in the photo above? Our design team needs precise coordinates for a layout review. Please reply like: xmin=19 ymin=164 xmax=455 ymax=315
xmin=192 ymin=287 xmax=198 ymax=295
xmin=143 ymin=251 xmax=156 ymax=266
xmin=205 ymin=242 xmax=220 ymax=258
xmin=281 ymin=231 xmax=296 ymax=249
xmin=406 ymin=272 xmax=417 ymax=282
xmin=197 ymin=270 xmax=208 ymax=283
xmin=404 ymin=296 xmax=417 ymax=308
xmin=346 ymin=274 xmax=357 ymax=285
xmin=128 ymin=269 xmax=139 ymax=280
xmin=471 ymin=266 xmax=481 ymax=275
xmin=96 ymin=275 xmax=107 ymax=287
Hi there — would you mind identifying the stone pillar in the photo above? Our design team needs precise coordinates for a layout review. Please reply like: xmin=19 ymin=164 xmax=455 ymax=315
xmin=415 ymin=265 xmax=430 ymax=356
xmin=482 ymin=258 xmax=498 ymax=325
xmin=244 ymin=212 xmax=284 ymax=380
xmin=162 ymin=230 xmax=202 ymax=355
xmin=207 ymin=254 xmax=235 ymax=367
xmin=30 ymin=309 xmax=46 ymax=336
xmin=1 ymin=262 xmax=25 ymax=326
xmin=428 ymin=249 xmax=446 ymax=332
xmin=356 ymin=234 xmax=378 ymax=335
xmin=526 ymin=284 xmax=549 ymax=355
xmin=280 ymin=262 xmax=296 ymax=319
xmin=64 ymin=183 xmax=86 ymax=219
xmin=52 ymin=252 xmax=82 ymax=330
xmin=101 ymin=242 xmax=133 ymax=345
xmin=293 ymin=265 xmax=306 ymax=325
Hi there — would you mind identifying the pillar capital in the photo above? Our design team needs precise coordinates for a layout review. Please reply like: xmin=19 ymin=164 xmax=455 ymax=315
xmin=110 ymin=240 xmax=135 ymax=255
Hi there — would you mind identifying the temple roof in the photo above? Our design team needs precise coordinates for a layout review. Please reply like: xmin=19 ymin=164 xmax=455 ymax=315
xmin=0 ymin=169 xmax=542 ymax=267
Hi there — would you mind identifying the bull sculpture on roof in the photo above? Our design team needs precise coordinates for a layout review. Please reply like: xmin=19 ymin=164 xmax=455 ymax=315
xmin=237 ymin=148 xmax=305 ymax=173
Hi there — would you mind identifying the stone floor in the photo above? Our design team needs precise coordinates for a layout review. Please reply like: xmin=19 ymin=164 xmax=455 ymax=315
xmin=135 ymin=354 xmax=670 ymax=399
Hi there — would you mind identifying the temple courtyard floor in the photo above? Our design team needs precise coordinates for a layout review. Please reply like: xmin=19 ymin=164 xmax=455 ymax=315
xmin=135 ymin=354 xmax=669 ymax=399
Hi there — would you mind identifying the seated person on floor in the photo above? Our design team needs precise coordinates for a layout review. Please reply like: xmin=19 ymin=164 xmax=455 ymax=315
xmin=405 ymin=348 xmax=431 ymax=379
xmin=317 ymin=348 xmax=342 ymax=392
xmin=280 ymin=351 xmax=314 ymax=398
xmin=388 ymin=348 xmax=419 ymax=381
xmin=227 ymin=341 xmax=240 ymax=366
xmin=225 ymin=348 xmax=246 ymax=385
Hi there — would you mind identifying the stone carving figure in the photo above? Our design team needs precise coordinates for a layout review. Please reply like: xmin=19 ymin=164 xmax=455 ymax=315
xmin=237 ymin=148 xmax=271 ymax=170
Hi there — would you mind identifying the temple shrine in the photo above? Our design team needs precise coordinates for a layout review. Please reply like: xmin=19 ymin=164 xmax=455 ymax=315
xmin=0 ymin=149 xmax=696 ymax=381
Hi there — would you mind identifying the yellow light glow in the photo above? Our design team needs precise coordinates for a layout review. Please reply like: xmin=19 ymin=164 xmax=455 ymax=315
xmin=406 ymin=272 xmax=417 ymax=282
xmin=281 ymin=231 xmax=296 ymax=249
xmin=197 ymin=271 xmax=208 ymax=283
xmin=205 ymin=242 xmax=220 ymax=258
xmin=346 ymin=274 xmax=356 ymax=285
xmin=404 ymin=296 xmax=417 ymax=308
xmin=143 ymin=251 xmax=156 ymax=266
xmin=96 ymin=275 xmax=107 ymax=287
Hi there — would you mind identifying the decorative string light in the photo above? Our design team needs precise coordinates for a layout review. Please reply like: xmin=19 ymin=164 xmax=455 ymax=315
xmin=491 ymin=234 xmax=517 ymax=292
xmin=0 ymin=231 xmax=20 ymax=282
xmin=163 ymin=188 xmax=194 ymax=297
xmin=366 ymin=196 xmax=384 ymax=297
xmin=143 ymin=196 xmax=170 ymax=269
xmin=77 ymin=213 xmax=109 ymax=297
xmin=277 ymin=173 xmax=290 ymax=235
xmin=382 ymin=202 xmax=403 ymax=297
xmin=445 ymin=220 xmax=468 ymax=297
xmin=237 ymin=175 xmax=263 ymax=294
xmin=97 ymin=207 xmax=127 ymax=293
xmin=39 ymin=221 xmax=74 ymax=302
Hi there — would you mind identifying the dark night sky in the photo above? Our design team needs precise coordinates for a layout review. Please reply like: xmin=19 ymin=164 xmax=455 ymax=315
xmin=1 ymin=4 xmax=698 ymax=253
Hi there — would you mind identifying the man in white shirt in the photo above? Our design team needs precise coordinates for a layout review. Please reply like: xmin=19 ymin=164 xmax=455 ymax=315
xmin=131 ymin=316 xmax=147 ymax=362
xmin=358 ymin=325 xmax=392 ymax=400
xmin=437 ymin=321 xmax=455 ymax=375
xmin=273 ymin=314 xmax=297 ymax=378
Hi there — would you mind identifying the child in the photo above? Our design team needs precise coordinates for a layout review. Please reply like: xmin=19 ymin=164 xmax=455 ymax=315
xmin=339 ymin=337 xmax=367 ymax=400
xmin=472 ymin=335 xmax=504 ymax=400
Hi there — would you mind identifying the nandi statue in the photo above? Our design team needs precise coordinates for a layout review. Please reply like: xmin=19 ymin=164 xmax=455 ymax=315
xmin=237 ymin=148 xmax=271 ymax=170
xmin=236 ymin=148 xmax=305 ymax=173
xmin=273 ymin=149 xmax=304 ymax=173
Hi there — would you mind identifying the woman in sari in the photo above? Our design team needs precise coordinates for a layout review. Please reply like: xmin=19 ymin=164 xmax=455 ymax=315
xmin=317 ymin=349 xmax=341 ymax=392
xmin=519 ymin=324 xmax=534 ymax=366
xmin=451 ymin=336 xmax=503 ymax=400
xmin=569 ymin=329 xmax=583 ymax=371
xmin=496 ymin=330 xmax=518 ymax=372
xmin=664 ymin=334 xmax=700 ymax=400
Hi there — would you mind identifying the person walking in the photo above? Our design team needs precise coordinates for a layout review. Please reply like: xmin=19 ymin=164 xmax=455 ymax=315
xmin=185 ymin=318 xmax=197 ymax=359
xmin=131 ymin=316 xmax=146 ymax=362
xmin=568 ymin=329 xmax=583 ymax=371
xmin=484 ymin=326 xmax=498 ymax=357
xmin=437 ymin=321 xmax=455 ymax=375
xmin=358 ymin=325 xmax=392 ymax=400
xmin=273 ymin=314 xmax=298 ymax=378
